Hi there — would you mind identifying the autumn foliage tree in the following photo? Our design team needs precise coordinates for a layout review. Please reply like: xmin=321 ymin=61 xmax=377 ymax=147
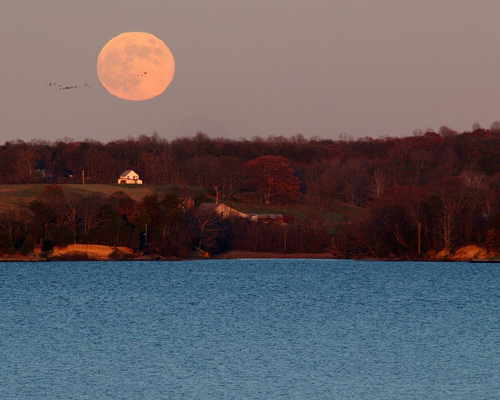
xmin=245 ymin=155 xmax=301 ymax=204
xmin=5 ymin=129 xmax=500 ymax=258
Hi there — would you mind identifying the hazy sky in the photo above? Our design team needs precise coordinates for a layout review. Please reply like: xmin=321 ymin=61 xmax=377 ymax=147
xmin=2 ymin=0 xmax=500 ymax=144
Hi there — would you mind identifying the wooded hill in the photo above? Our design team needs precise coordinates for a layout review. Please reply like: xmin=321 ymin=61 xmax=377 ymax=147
xmin=2 ymin=127 xmax=500 ymax=259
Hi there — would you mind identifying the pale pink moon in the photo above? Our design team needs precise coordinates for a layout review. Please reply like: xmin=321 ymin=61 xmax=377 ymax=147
xmin=97 ymin=32 xmax=175 ymax=101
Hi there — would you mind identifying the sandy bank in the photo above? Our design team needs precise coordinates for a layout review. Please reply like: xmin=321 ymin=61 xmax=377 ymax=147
xmin=48 ymin=244 xmax=134 ymax=260
xmin=1 ymin=244 xmax=498 ymax=262
xmin=431 ymin=245 xmax=498 ymax=261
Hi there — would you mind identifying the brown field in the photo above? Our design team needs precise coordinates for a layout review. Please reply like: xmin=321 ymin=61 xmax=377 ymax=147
xmin=0 ymin=184 xmax=158 ymax=211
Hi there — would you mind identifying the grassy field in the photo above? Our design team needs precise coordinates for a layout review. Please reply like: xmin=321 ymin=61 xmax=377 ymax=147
xmin=0 ymin=184 xmax=354 ymax=225
xmin=223 ymin=200 xmax=354 ymax=225
xmin=0 ymin=184 xmax=157 ymax=211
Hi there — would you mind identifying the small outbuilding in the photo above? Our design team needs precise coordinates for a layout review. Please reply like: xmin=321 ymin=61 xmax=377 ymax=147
xmin=249 ymin=214 xmax=295 ymax=224
xmin=118 ymin=170 xmax=143 ymax=184
xmin=198 ymin=203 xmax=249 ymax=219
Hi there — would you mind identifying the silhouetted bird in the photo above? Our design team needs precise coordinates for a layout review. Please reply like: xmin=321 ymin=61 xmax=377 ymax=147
xmin=47 ymin=82 xmax=90 ymax=90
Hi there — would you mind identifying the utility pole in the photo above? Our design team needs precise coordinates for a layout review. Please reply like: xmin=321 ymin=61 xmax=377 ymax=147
xmin=284 ymin=228 xmax=287 ymax=252
xmin=82 ymin=170 xmax=85 ymax=185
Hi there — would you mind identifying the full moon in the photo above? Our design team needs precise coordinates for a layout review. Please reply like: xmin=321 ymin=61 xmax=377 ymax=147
xmin=97 ymin=32 xmax=175 ymax=101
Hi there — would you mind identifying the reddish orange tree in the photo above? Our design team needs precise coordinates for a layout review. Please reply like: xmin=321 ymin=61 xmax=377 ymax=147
xmin=246 ymin=155 xmax=301 ymax=204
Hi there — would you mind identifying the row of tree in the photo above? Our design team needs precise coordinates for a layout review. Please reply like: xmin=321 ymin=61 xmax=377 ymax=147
xmin=0 ymin=185 xmax=327 ymax=258
xmin=3 ymin=129 xmax=500 ymax=190
xmin=331 ymin=179 xmax=500 ymax=258
xmin=2 ymin=127 xmax=500 ymax=257
xmin=4 ymin=130 xmax=500 ymax=199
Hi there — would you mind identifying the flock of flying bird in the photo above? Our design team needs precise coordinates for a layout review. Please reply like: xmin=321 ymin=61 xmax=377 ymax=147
xmin=46 ymin=82 xmax=91 ymax=90
xmin=46 ymin=72 xmax=147 ymax=91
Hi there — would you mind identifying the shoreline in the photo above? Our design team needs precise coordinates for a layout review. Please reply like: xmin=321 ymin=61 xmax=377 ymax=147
xmin=1 ymin=243 xmax=498 ymax=263
xmin=1 ymin=250 xmax=499 ymax=263
xmin=217 ymin=251 xmax=335 ymax=259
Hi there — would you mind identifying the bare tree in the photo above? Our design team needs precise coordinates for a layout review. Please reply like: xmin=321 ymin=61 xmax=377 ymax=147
xmin=61 ymin=199 xmax=84 ymax=244
xmin=490 ymin=121 xmax=500 ymax=132
xmin=15 ymin=147 xmax=38 ymax=183
xmin=338 ymin=159 xmax=369 ymax=206
xmin=433 ymin=178 xmax=469 ymax=253
xmin=367 ymin=169 xmax=390 ymax=200
xmin=216 ymin=156 xmax=246 ymax=201
xmin=80 ymin=194 xmax=106 ymax=237
xmin=338 ymin=132 xmax=353 ymax=142
xmin=304 ymin=159 xmax=341 ymax=211
xmin=191 ymin=208 xmax=226 ymax=253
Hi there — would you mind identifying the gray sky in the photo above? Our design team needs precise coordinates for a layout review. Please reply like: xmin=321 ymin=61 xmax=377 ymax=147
xmin=2 ymin=0 xmax=500 ymax=143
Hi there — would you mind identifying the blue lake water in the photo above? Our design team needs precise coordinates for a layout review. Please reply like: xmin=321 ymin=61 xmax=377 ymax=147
xmin=0 ymin=259 xmax=498 ymax=399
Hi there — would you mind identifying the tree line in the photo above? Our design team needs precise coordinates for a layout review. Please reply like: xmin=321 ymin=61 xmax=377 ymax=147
xmin=0 ymin=185 xmax=327 ymax=258
xmin=2 ymin=126 xmax=500 ymax=258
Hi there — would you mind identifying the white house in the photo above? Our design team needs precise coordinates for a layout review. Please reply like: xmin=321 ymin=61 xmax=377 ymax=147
xmin=118 ymin=170 xmax=143 ymax=184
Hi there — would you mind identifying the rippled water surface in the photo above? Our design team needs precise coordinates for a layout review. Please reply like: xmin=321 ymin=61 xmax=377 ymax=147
xmin=1 ymin=259 xmax=499 ymax=399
